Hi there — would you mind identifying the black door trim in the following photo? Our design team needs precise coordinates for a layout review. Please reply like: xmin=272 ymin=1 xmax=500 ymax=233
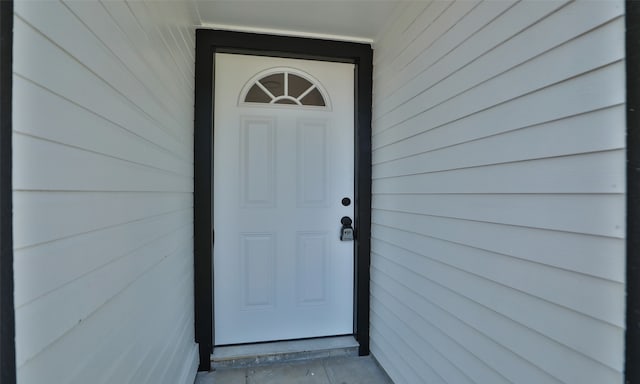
xmin=0 ymin=1 xmax=16 ymax=383
xmin=194 ymin=29 xmax=373 ymax=371
xmin=626 ymin=1 xmax=640 ymax=382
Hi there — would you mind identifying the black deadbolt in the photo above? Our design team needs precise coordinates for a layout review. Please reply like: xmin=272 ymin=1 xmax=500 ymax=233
xmin=341 ymin=197 xmax=351 ymax=206
xmin=341 ymin=216 xmax=352 ymax=226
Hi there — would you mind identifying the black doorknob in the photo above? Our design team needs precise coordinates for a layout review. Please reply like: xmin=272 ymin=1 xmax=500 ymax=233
xmin=341 ymin=216 xmax=352 ymax=226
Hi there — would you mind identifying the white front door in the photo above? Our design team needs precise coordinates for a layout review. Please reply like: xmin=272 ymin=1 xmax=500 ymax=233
xmin=213 ymin=53 xmax=355 ymax=345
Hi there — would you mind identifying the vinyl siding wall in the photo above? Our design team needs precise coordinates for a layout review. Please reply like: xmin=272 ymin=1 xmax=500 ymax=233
xmin=12 ymin=1 xmax=197 ymax=383
xmin=370 ymin=1 xmax=626 ymax=383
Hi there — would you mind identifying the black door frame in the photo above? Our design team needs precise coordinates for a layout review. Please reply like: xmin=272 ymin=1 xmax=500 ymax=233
xmin=0 ymin=1 xmax=16 ymax=383
xmin=193 ymin=29 xmax=373 ymax=371
xmin=626 ymin=1 xmax=640 ymax=383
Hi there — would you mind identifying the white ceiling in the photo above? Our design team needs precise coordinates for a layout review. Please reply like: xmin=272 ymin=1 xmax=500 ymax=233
xmin=194 ymin=1 xmax=405 ymax=43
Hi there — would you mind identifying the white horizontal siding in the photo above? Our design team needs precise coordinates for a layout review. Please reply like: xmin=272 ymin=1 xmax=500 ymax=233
xmin=371 ymin=1 xmax=626 ymax=383
xmin=12 ymin=1 xmax=198 ymax=383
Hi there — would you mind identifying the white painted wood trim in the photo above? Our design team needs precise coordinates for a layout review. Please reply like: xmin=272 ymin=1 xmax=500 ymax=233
xmin=198 ymin=23 xmax=374 ymax=44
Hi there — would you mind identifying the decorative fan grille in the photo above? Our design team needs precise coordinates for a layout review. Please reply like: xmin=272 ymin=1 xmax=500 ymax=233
xmin=242 ymin=70 xmax=327 ymax=107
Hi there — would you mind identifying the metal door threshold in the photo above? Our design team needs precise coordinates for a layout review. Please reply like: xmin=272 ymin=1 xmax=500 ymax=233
xmin=211 ymin=336 xmax=359 ymax=369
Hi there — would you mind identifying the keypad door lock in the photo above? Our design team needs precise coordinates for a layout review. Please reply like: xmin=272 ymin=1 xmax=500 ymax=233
xmin=340 ymin=216 xmax=354 ymax=241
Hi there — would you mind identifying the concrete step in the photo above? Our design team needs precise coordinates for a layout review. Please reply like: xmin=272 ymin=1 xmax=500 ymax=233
xmin=211 ymin=336 xmax=359 ymax=369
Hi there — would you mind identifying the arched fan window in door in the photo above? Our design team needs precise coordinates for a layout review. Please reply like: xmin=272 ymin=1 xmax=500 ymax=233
xmin=240 ymin=68 xmax=329 ymax=108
